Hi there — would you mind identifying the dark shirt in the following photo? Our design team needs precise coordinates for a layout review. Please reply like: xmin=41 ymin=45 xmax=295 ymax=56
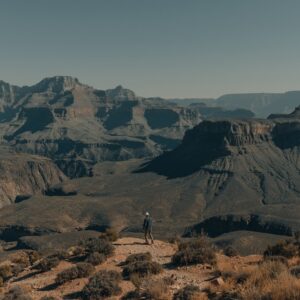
xmin=143 ymin=217 xmax=153 ymax=231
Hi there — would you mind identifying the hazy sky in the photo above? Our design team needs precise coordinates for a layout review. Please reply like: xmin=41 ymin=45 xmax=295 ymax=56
xmin=1 ymin=0 xmax=300 ymax=98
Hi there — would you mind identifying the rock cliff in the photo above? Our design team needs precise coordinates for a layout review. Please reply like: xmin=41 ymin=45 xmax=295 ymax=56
xmin=0 ymin=76 xmax=201 ymax=177
xmin=0 ymin=148 xmax=66 ymax=208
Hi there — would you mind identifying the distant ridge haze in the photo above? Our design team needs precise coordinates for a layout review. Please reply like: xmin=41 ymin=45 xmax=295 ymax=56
xmin=1 ymin=76 xmax=300 ymax=117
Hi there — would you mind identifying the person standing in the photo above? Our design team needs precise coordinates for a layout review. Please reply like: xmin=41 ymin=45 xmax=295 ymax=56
xmin=143 ymin=212 xmax=154 ymax=244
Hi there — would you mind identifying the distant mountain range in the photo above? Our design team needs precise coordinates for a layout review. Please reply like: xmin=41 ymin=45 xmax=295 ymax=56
xmin=0 ymin=76 xmax=255 ymax=177
xmin=0 ymin=76 xmax=299 ymax=246
xmin=0 ymin=75 xmax=299 ymax=180
xmin=0 ymin=76 xmax=202 ymax=177
xmin=170 ymin=91 xmax=300 ymax=117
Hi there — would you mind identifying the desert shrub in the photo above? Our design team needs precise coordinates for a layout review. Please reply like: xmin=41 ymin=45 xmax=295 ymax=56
xmin=143 ymin=279 xmax=169 ymax=300
xmin=122 ymin=260 xmax=162 ymax=279
xmin=2 ymin=285 xmax=32 ymax=300
xmin=172 ymin=236 xmax=216 ymax=266
xmin=104 ymin=227 xmax=119 ymax=242
xmin=11 ymin=252 xmax=30 ymax=267
xmin=26 ymin=250 xmax=40 ymax=265
xmin=121 ymin=290 xmax=141 ymax=300
xmin=290 ymin=265 xmax=300 ymax=278
xmin=0 ymin=264 xmax=13 ymax=280
xmin=124 ymin=252 xmax=152 ymax=265
xmin=223 ymin=246 xmax=239 ymax=257
xmin=0 ymin=276 xmax=3 ymax=287
xmin=122 ymin=280 xmax=169 ymax=300
xmin=85 ymin=252 xmax=106 ymax=266
xmin=264 ymin=240 xmax=298 ymax=258
xmin=211 ymin=260 xmax=300 ymax=300
xmin=122 ymin=252 xmax=162 ymax=280
xmin=173 ymin=285 xmax=205 ymax=300
xmin=82 ymin=238 xmax=114 ymax=257
xmin=245 ymin=261 xmax=287 ymax=286
xmin=67 ymin=245 xmax=85 ymax=257
xmin=163 ymin=275 xmax=176 ymax=286
xmin=50 ymin=250 xmax=70 ymax=260
xmin=33 ymin=256 xmax=59 ymax=272
xmin=264 ymin=255 xmax=288 ymax=265
xmin=129 ymin=273 xmax=144 ymax=289
xmin=12 ymin=263 xmax=26 ymax=277
xmin=81 ymin=270 xmax=122 ymax=299
xmin=55 ymin=262 xmax=94 ymax=285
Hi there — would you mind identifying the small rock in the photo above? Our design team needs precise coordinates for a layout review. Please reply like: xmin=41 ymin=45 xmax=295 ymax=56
xmin=211 ymin=277 xmax=225 ymax=286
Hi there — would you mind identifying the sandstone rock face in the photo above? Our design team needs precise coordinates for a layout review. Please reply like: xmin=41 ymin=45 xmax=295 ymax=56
xmin=0 ymin=148 xmax=65 ymax=208
xmin=135 ymin=107 xmax=300 ymax=235
xmin=0 ymin=76 xmax=201 ymax=177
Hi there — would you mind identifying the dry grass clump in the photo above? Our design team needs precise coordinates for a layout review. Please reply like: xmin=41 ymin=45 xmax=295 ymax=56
xmin=290 ymin=265 xmax=300 ymax=278
xmin=66 ymin=245 xmax=86 ymax=258
xmin=10 ymin=252 xmax=31 ymax=268
xmin=10 ymin=250 xmax=40 ymax=267
xmin=143 ymin=279 xmax=170 ymax=300
xmin=104 ymin=227 xmax=119 ymax=242
xmin=163 ymin=275 xmax=176 ymax=286
xmin=122 ymin=279 xmax=170 ymax=300
xmin=211 ymin=260 xmax=300 ymax=300
xmin=33 ymin=256 xmax=59 ymax=272
xmin=81 ymin=270 xmax=122 ymax=299
xmin=7 ymin=250 xmax=41 ymax=278
xmin=264 ymin=239 xmax=299 ymax=258
xmin=173 ymin=285 xmax=207 ymax=300
xmin=82 ymin=237 xmax=114 ymax=257
xmin=122 ymin=252 xmax=162 ymax=280
xmin=0 ymin=264 xmax=13 ymax=281
xmin=85 ymin=252 xmax=106 ymax=266
xmin=124 ymin=252 xmax=152 ymax=265
xmin=55 ymin=262 xmax=94 ymax=285
xmin=264 ymin=255 xmax=288 ymax=265
xmin=2 ymin=285 xmax=32 ymax=300
xmin=172 ymin=236 xmax=216 ymax=266
xmin=26 ymin=250 xmax=40 ymax=265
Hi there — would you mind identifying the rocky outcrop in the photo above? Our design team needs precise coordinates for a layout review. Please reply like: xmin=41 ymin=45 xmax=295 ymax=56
xmin=132 ymin=107 xmax=300 ymax=236
xmin=139 ymin=107 xmax=300 ymax=178
xmin=0 ymin=76 xmax=201 ymax=177
xmin=0 ymin=148 xmax=66 ymax=208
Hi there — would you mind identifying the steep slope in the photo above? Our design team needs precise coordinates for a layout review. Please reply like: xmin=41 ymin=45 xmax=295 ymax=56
xmin=140 ymin=107 xmax=300 ymax=236
xmin=0 ymin=108 xmax=299 ymax=241
xmin=188 ymin=103 xmax=255 ymax=119
xmin=0 ymin=76 xmax=201 ymax=177
xmin=0 ymin=148 xmax=65 ymax=208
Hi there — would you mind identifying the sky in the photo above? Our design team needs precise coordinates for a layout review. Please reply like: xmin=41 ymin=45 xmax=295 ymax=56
xmin=1 ymin=0 xmax=300 ymax=98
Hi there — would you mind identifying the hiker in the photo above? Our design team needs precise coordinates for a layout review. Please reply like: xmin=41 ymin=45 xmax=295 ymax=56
xmin=143 ymin=212 xmax=154 ymax=244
